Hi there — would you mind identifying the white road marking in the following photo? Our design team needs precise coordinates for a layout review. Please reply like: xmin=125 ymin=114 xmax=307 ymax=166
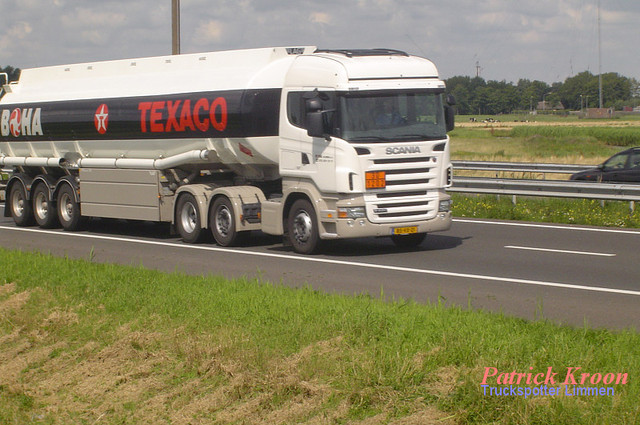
xmin=1 ymin=224 xmax=639 ymax=297
xmin=453 ymin=218 xmax=640 ymax=235
xmin=504 ymin=245 xmax=616 ymax=257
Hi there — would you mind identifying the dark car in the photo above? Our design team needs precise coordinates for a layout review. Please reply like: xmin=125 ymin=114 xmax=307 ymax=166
xmin=570 ymin=147 xmax=640 ymax=183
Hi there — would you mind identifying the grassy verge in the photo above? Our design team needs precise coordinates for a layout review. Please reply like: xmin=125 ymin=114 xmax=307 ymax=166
xmin=452 ymin=194 xmax=640 ymax=228
xmin=1 ymin=248 xmax=639 ymax=424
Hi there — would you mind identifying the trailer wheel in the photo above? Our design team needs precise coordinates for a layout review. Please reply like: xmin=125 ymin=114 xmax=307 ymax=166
xmin=391 ymin=233 xmax=426 ymax=248
xmin=9 ymin=183 xmax=35 ymax=227
xmin=210 ymin=197 xmax=241 ymax=246
xmin=287 ymin=199 xmax=320 ymax=254
xmin=176 ymin=193 xmax=204 ymax=243
xmin=32 ymin=183 xmax=59 ymax=228
xmin=57 ymin=184 xmax=84 ymax=231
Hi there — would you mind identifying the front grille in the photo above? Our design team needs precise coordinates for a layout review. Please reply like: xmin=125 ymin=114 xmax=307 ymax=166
xmin=373 ymin=156 xmax=432 ymax=165
xmin=366 ymin=191 xmax=436 ymax=223
xmin=364 ymin=154 xmax=442 ymax=223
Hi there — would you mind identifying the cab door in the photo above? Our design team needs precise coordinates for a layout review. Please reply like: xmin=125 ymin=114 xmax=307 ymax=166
xmin=279 ymin=89 xmax=336 ymax=192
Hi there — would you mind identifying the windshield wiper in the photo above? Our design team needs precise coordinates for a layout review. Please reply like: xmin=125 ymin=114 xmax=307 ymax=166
xmin=397 ymin=134 xmax=443 ymax=141
xmin=349 ymin=135 xmax=392 ymax=142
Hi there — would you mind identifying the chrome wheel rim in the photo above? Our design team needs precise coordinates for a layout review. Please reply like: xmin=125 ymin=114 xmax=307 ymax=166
xmin=292 ymin=210 xmax=312 ymax=244
xmin=180 ymin=202 xmax=198 ymax=234
xmin=12 ymin=190 xmax=25 ymax=217
xmin=215 ymin=205 xmax=232 ymax=237
xmin=59 ymin=192 xmax=74 ymax=223
xmin=35 ymin=191 xmax=49 ymax=220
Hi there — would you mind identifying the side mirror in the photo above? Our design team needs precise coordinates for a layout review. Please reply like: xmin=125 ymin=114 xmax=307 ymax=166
xmin=446 ymin=94 xmax=456 ymax=106
xmin=445 ymin=105 xmax=455 ymax=132
xmin=306 ymin=98 xmax=322 ymax=113
xmin=307 ymin=111 xmax=324 ymax=138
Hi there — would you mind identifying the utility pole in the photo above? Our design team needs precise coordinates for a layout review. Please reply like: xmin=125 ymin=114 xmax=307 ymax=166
xmin=172 ymin=0 xmax=181 ymax=55
xmin=598 ymin=0 xmax=603 ymax=108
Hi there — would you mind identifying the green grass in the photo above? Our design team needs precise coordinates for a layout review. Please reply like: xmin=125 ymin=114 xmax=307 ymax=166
xmin=452 ymin=195 xmax=640 ymax=228
xmin=450 ymin=128 xmax=624 ymax=163
xmin=508 ymin=126 xmax=640 ymax=147
xmin=450 ymin=118 xmax=640 ymax=163
xmin=1 ymin=248 xmax=639 ymax=424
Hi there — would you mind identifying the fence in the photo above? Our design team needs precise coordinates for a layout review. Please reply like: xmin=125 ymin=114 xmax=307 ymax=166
xmin=450 ymin=161 xmax=640 ymax=211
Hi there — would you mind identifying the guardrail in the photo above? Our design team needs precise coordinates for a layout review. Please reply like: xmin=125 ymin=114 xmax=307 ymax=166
xmin=450 ymin=161 xmax=639 ymax=211
xmin=450 ymin=177 xmax=640 ymax=201
xmin=451 ymin=160 xmax=590 ymax=174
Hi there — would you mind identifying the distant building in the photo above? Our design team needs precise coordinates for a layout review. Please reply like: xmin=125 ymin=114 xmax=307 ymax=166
xmin=585 ymin=108 xmax=613 ymax=119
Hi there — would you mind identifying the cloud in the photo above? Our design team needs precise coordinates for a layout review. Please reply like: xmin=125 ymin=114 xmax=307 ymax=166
xmin=195 ymin=20 xmax=224 ymax=43
xmin=1 ymin=1 xmax=640 ymax=83
xmin=0 ymin=22 xmax=33 ymax=51
xmin=309 ymin=12 xmax=331 ymax=25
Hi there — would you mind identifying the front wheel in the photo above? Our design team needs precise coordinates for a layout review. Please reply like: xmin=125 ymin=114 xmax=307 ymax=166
xmin=287 ymin=199 xmax=320 ymax=254
xmin=176 ymin=193 xmax=204 ymax=243
xmin=391 ymin=232 xmax=427 ymax=248
xmin=9 ymin=183 xmax=35 ymax=227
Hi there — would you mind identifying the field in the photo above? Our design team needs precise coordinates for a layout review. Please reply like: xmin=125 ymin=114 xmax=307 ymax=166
xmin=451 ymin=115 xmax=640 ymax=164
xmin=449 ymin=115 xmax=640 ymax=227
xmin=1 ymin=249 xmax=639 ymax=425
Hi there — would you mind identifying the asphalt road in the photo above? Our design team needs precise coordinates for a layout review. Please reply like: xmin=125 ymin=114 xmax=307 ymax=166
xmin=1 ymin=202 xmax=639 ymax=330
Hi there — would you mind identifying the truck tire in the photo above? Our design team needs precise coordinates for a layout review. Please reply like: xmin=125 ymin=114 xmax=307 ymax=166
xmin=32 ymin=183 xmax=59 ymax=228
xmin=391 ymin=233 xmax=426 ymax=248
xmin=57 ymin=184 xmax=84 ymax=231
xmin=210 ymin=196 xmax=241 ymax=246
xmin=287 ymin=199 xmax=320 ymax=254
xmin=9 ymin=183 xmax=35 ymax=227
xmin=176 ymin=193 xmax=204 ymax=243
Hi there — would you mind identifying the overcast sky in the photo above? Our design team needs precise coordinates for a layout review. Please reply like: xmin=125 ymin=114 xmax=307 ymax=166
xmin=1 ymin=0 xmax=639 ymax=84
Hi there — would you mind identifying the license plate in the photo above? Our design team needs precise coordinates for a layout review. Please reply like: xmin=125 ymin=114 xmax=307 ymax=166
xmin=392 ymin=226 xmax=418 ymax=235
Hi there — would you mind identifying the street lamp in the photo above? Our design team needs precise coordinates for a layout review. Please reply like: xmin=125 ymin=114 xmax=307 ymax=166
xmin=579 ymin=95 xmax=583 ymax=112
xmin=542 ymin=92 xmax=553 ymax=111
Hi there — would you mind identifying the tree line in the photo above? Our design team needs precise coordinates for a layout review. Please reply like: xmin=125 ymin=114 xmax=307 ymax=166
xmin=446 ymin=71 xmax=640 ymax=115
xmin=0 ymin=65 xmax=20 ymax=84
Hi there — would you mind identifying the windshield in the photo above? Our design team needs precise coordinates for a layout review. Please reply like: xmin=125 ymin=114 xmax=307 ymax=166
xmin=338 ymin=90 xmax=447 ymax=143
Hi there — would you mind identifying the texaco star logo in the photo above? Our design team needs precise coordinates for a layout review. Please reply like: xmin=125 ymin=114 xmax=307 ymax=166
xmin=94 ymin=104 xmax=109 ymax=134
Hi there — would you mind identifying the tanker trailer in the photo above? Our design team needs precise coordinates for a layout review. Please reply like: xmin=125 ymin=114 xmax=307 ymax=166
xmin=0 ymin=46 xmax=454 ymax=254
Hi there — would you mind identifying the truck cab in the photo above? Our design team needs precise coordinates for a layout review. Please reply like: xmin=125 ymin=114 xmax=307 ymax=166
xmin=264 ymin=49 xmax=454 ymax=253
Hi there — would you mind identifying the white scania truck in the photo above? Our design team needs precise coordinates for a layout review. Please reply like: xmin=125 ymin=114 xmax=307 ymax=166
xmin=0 ymin=47 xmax=454 ymax=254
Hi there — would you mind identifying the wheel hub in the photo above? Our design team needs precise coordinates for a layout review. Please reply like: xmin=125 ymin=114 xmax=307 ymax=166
xmin=215 ymin=206 xmax=232 ymax=237
xmin=292 ymin=211 xmax=312 ymax=243
xmin=180 ymin=202 xmax=198 ymax=233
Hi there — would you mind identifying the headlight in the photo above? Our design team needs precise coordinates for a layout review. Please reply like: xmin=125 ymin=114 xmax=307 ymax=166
xmin=337 ymin=207 xmax=366 ymax=219
xmin=438 ymin=199 xmax=452 ymax=212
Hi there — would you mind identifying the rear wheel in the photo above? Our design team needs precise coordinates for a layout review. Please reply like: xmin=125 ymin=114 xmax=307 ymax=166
xmin=176 ymin=193 xmax=204 ymax=243
xmin=33 ymin=183 xmax=59 ymax=228
xmin=9 ymin=183 xmax=35 ymax=227
xmin=210 ymin=197 xmax=242 ymax=246
xmin=287 ymin=199 xmax=320 ymax=254
xmin=391 ymin=232 xmax=426 ymax=248
xmin=57 ymin=184 xmax=84 ymax=231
